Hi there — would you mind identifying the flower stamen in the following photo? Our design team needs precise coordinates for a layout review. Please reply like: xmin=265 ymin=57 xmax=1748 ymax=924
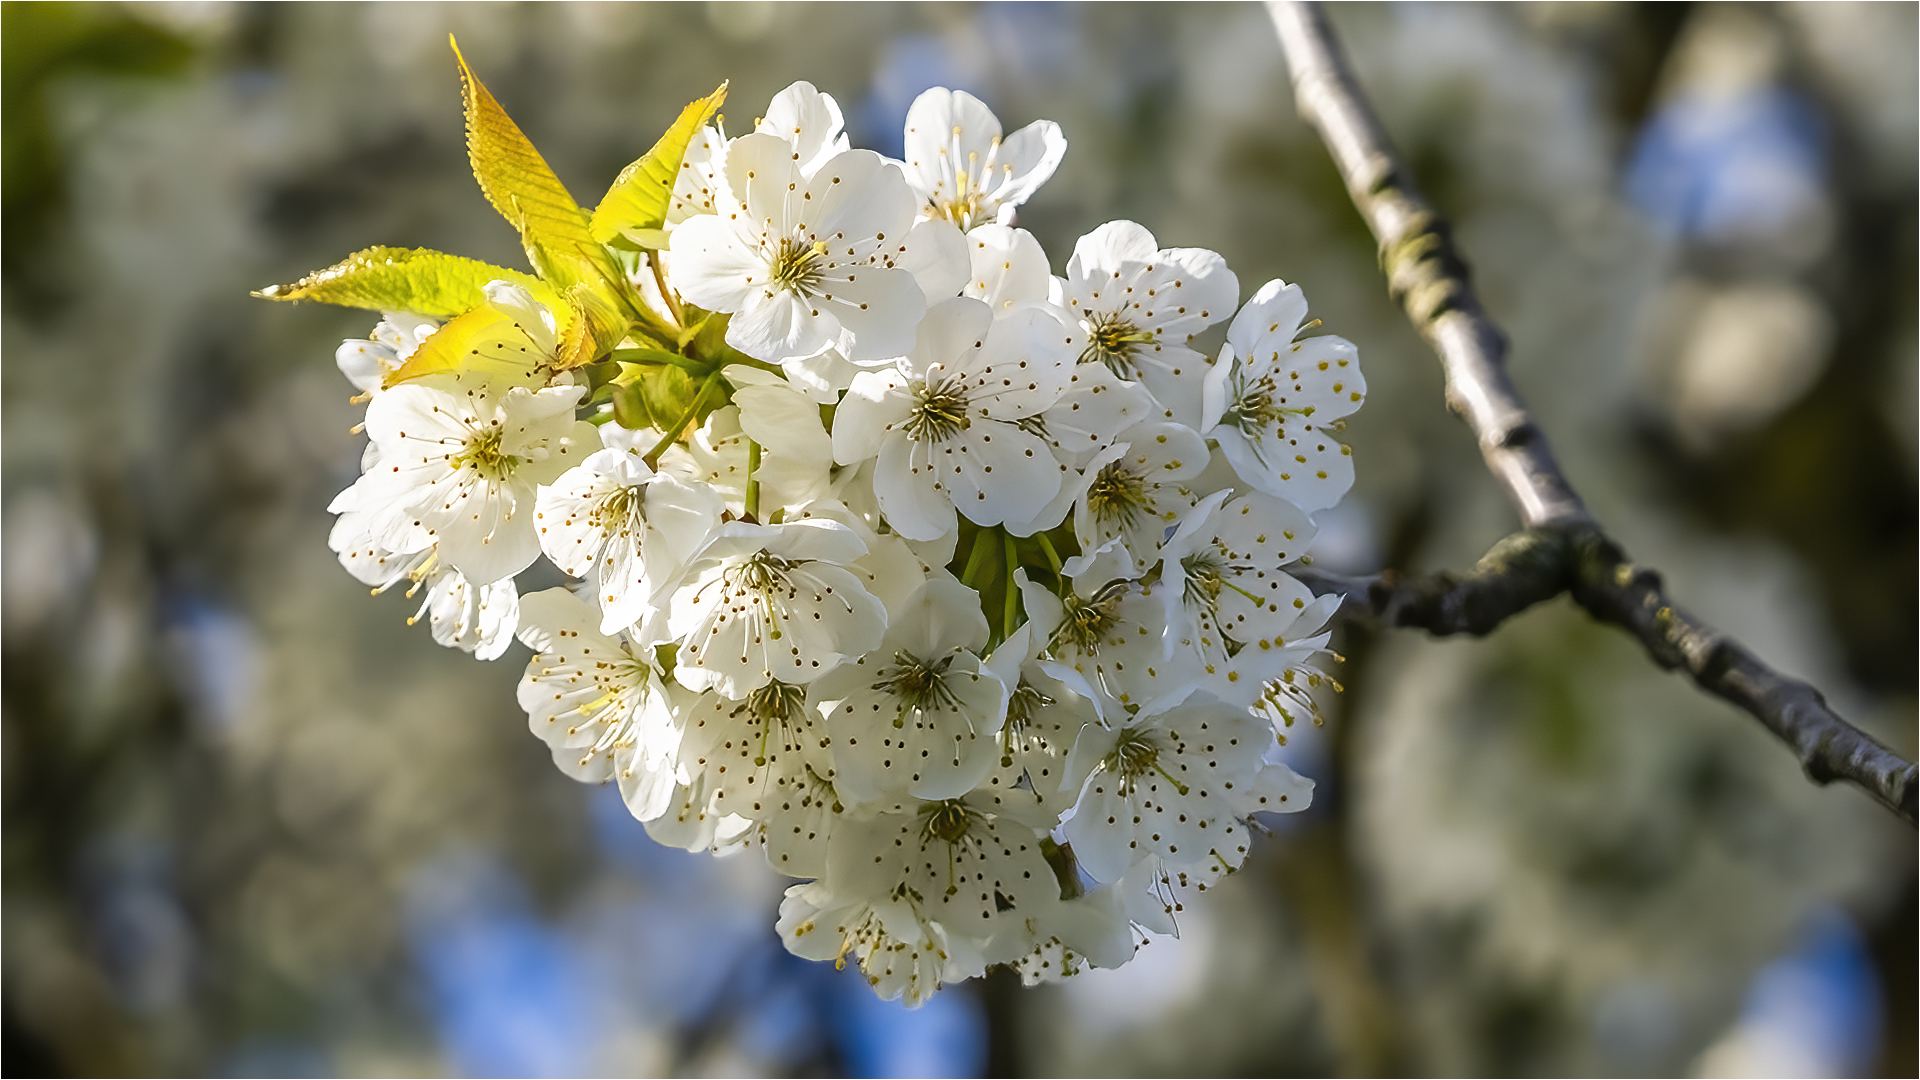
xmin=1084 ymin=461 xmax=1152 ymax=531
xmin=874 ymin=650 xmax=962 ymax=727
xmin=452 ymin=428 xmax=520 ymax=481
xmin=767 ymin=237 xmax=828 ymax=294
xmin=1080 ymin=312 xmax=1157 ymax=379
xmin=903 ymin=378 xmax=972 ymax=443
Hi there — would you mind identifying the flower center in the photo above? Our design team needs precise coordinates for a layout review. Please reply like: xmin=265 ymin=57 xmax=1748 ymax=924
xmin=768 ymin=237 xmax=827 ymax=293
xmin=593 ymin=484 xmax=641 ymax=535
xmin=1104 ymin=728 xmax=1188 ymax=796
xmin=1006 ymin=679 xmax=1053 ymax=731
xmin=1224 ymin=376 xmax=1283 ymax=432
xmin=873 ymin=650 xmax=962 ymax=727
xmin=744 ymin=679 xmax=807 ymax=725
xmin=1084 ymin=461 xmax=1151 ymax=531
xmin=930 ymin=140 xmax=1002 ymax=231
xmin=731 ymin=680 xmax=809 ymax=767
xmin=920 ymin=798 xmax=977 ymax=844
xmin=453 ymin=428 xmax=520 ymax=481
xmin=1181 ymin=550 xmax=1229 ymax=614
xmin=903 ymin=378 xmax=972 ymax=443
xmin=728 ymin=551 xmax=798 ymax=596
xmin=933 ymin=173 xmax=987 ymax=232
xmin=1108 ymin=728 xmax=1160 ymax=779
xmin=1080 ymin=312 xmax=1156 ymax=379
xmin=1050 ymin=582 xmax=1128 ymax=655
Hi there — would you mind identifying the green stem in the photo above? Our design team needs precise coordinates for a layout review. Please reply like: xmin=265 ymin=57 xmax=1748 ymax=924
xmin=643 ymin=371 xmax=722 ymax=469
xmin=1002 ymin=530 xmax=1021 ymax=640
xmin=648 ymin=251 xmax=684 ymax=328
xmin=610 ymin=347 xmax=714 ymax=374
xmin=745 ymin=439 xmax=762 ymax=521
xmin=960 ymin=526 xmax=996 ymax=588
xmin=1035 ymin=532 xmax=1064 ymax=574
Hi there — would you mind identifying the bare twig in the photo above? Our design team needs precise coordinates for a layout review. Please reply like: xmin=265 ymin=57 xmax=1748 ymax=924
xmin=1268 ymin=1 xmax=1916 ymax=824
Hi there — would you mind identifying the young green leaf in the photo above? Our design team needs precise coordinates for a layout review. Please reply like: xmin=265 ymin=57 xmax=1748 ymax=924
xmin=635 ymin=364 xmax=696 ymax=432
xmin=252 ymin=246 xmax=561 ymax=316
xmin=450 ymin=36 xmax=628 ymax=303
xmin=610 ymin=381 xmax=650 ymax=430
xmin=555 ymin=282 xmax=628 ymax=371
xmin=381 ymin=303 xmax=553 ymax=389
xmin=590 ymin=83 xmax=728 ymax=248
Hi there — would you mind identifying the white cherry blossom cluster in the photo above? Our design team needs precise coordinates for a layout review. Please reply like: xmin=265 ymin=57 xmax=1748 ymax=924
xmin=321 ymin=83 xmax=1364 ymax=1004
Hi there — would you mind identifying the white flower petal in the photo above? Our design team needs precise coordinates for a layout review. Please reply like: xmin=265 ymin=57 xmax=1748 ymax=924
xmin=899 ymin=218 xmax=969 ymax=302
xmin=964 ymin=224 xmax=1052 ymax=311
xmin=665 ymin=213 xmax=763 ymax=312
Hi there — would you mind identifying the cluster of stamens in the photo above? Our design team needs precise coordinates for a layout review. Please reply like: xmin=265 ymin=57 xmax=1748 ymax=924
xmin=766 ymin=236 xmax=827 ymax=294
xmin=920 ymin=798 xmax=978 ymax=844
xmin=451 ymin=427 xmax=519 ymax=481
xmin=1080 ymin=312 xmax=1156 ymax=379
xmin=728 ymin=551 xmax=799 ymax=596
xmin=1104 ymin=727 xmax=1186 ymax=796
xmin=1051 ymin=582 xmax=1128 ymax=655
xmin=903 ymin=376 xmax=972 ymax=443
xmin=873 ymin=650 xmax=962 ymax=727
xmin=1222 ymin=371 xmax=1285 ymax=435
xmin=1005 ymin=680 xmax=1053 ymax=731
xmin=930 ymin=136 xmax=1009 ymax=230
xmin=736 ymin=680 xmax=809 ymax=766
xmin=1084 ymin=460 xmax=1151 ymax=530
xmin=591 ymin=484 xmax=641 ymax=535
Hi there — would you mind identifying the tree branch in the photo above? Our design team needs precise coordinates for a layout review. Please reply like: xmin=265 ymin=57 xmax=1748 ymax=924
xmin=1268 ymin=0 xmax=1916 ymax=824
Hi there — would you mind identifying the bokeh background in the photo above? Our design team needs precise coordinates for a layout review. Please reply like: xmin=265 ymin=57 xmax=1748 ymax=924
xmin=3 ymin=2 xmax=1914 ymax=1076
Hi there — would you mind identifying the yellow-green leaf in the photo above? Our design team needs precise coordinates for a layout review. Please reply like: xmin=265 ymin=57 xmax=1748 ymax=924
xmin=382 ymin=303 xmax=553 ymax=390
xmin=610 ymin=381 xmax=651 ymax=430
xmin=252 ymin=246 xmax=561 ymax=317
xmin=451 ymin=36 xmax=626 ymax=298
xmin=591 ymin=83 xmax=728 ymax=248
xmin=556 ymin=282 xmax=627 ymax=371
xmin=611 ymin=365 xmax=693 ymax=431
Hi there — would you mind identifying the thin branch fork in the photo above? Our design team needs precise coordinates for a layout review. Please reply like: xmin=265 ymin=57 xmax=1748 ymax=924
xmin=1267 ymin=1 xmax=1916 ymax=824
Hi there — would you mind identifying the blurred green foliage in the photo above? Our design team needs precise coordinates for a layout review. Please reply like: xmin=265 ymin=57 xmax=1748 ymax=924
xmin=2 ymin=2 xmax=195 ymax=308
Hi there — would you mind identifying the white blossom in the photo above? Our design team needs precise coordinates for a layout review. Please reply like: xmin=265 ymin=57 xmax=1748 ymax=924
xmin=900 ymin=88 xmax=1067 ymax=231
xmin=329 ymin=509 xmax=520 ymax=660
xmin=1070 ymin=419 xmax=1210 ymax=561
xmin=803 ymin=788 xmax=1062 ymax=979
xmin=674 ymin=678 xmax=840 ymax=876
xmin=515 ymin=588 xmax=683 ymax=821
xmin=1062 ymin=694 xmax=1311 ymax=888
xmin=1001 ymin=884 xmax=1137 ymax=985
xmin=1158 ymin=490 xmax=1340 ymax=705
xmin=338 ymin=379 xmax=592 ymax=585
xmin=1017 ymin=566 xmax=1207 ymax=722
xmin=668 ymin=133 xmax=925 ymax=364
xmin=534 ymin=442 xmax=724 ymax=640
xmin=1201 ymin=278 xmax=1366 ymax=511
xmin=980 ymin=621 xmax=1102 ymax=819
xmin=1057 ymin=221 xmax=1238 ymax=427
xmin=778 ymin=880 xmax=978 ymax=1007
xmin=833 ymin=296 xmax=1077 ymax=540
xmin=336 ymin=312 xmax=439 ymax=395
xmin=816 ymin=576 xmax=1007 ymax=804
xmin=839 ymin=791 xmax=1062 ymax=959
xmin=667 ymin=518 xmax=887 ymax=698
